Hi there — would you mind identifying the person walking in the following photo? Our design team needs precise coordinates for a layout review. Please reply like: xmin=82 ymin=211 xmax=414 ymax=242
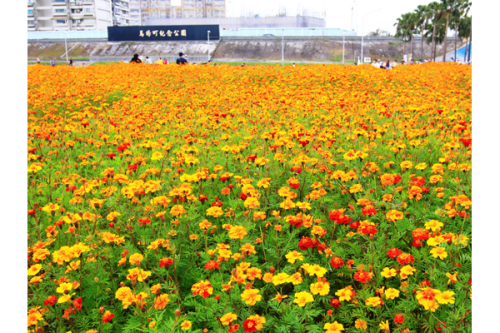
xmin=68 ymin=57 xmax=73 ymax=66
xmin=176 ymin=52 xmax=188 ymax=65
xmin=386 ymin=60 xmax=390 ymax=69
xmin=50 ymin=58 xmax=55 ymax=67
xmin=130 ymin=54 xmax=142 ymax=64
xmin=37 ymin=58 xmax=41 ymax=65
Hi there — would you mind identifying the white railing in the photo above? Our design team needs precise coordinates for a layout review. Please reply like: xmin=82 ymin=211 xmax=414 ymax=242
xmin=221 ymin=28 xmax=357 ymax=37
xmin=28 ymin=30 xmax=108 ymax=40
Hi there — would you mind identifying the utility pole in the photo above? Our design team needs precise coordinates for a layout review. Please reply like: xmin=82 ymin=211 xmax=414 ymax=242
xmin=361 ymin=9 xmax=380 ymax=63
xmin=342 ymin=31 xmax=345 ymax=64
xmin=207 ymin=30 xmax=211 ymax=62
xmin=65 ymin=30 xmax=69 ymax=63
xmin=282 ymin=28 xmax=284 ymax=66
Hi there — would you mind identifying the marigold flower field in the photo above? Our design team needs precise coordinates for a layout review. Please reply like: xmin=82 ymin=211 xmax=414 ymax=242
xmin=28 ymin=63 xmax=471 ymax=333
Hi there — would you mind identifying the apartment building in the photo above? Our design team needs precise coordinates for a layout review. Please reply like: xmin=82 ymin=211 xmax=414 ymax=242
xmin=138 ymin=0 xmax=225 ymax=24
xmin=112 ymin=1 xmax=141 ymax=26
xmin=28 ymin=0 xmax=113 ymax=31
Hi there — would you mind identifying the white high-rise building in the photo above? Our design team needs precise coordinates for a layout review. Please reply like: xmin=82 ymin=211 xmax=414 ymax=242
xmin=28 ymin=0 xmax=113 ymax=31
xmin=112 ymin=0 xmax=141 ymax=26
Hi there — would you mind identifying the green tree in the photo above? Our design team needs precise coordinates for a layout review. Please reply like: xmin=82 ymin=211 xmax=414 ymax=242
xmin=414 ymin=4 xmax=430 ymax=61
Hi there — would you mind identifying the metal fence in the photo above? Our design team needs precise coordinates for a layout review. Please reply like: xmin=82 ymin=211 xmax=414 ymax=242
xmin=28 ymin=28 xmax=357 ymax=41
xmin=28 ymin=30 xmax=108 ymax=40
xmin=220 ymin=28 xmax=357 ymax=37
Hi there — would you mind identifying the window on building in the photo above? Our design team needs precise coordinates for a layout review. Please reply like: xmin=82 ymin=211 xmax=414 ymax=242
xmin=28 ymin=20 xmax=36 ymax=25
xmin=28 ymin=9 xmax=33 ymax=14
xmin=56 ymin=20 xmax=67 ymax=24
xmin=53 ymin=0 xmax=66 ymax=3
xmin=55 ymin=8 xmax=66 ymax=13
xmin=85 ymin=19 xmax=96 ymax=25
xmin=85 ymin=7 xmax=93 ymax=13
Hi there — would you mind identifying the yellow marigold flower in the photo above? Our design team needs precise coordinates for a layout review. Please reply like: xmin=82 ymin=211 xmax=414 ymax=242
xmin=285 ymin=250 xmax=304 ymax=264
xmin=151 ymin=151 xmax=163 ymax=161
xmin=310 ymin=281 xmax=330 ymax=296
xmin=379 ymin=320 xmax=390 ymax=332
xmin=106 ymin=211 xmax=120 ymax=221
xmin=56 ymin=282 xmax=74 ymax=294
xmin=436 ymin=290 xmax=455 ymax=304
xmin=129 ymin=253 xmax=144 ymax=266
xmin=430 ymin=247 xmax=448 ymax=260
xmin=335 ymin=288 xmax=353 ymax=302
xmin=220 ymin=312 xmax=237 ymax=326
xmin=384 ymin=288 xmax=400 ymax=300
xmin=149 ymin=321 xmax=156 ymax=328
xmin=365 ymin=296 xmax=383 ymax=307
xmin=180 ymin=320 xmax=192 ymax=330
xmin=28 ymin=264 xmax=43 ymax=276
xmin=271 ymin=292 xmax=288 ymax=303
xmin=206 ymin=206 xmax=223 ymax=217
xmin=240 ymin=288 xmax=262 ymax=306
xmin=355 ymin=319 xmax=367 ymax=330
xmin=324 ymin=321 xmax=344 ymax=332
xmin=400 ymin=161 xmax=413 ymax=170
xmin=294 ymin=291 xmax=314 ymax=307
xmin=349 ymin=184 xmax=363 ymax=193
xmin=386 ymin=210 xmax=404 ymax=222
xmin=416 ymin=288 xmax=441 ymax=312
xmin=115 ymin=287 xmax=133 ymax=300
xmin=425 ymin=220 xmax=444 ymax=232
xmin=170 ymin=205 xmax=186 ymax=216
xmin=288 ymin=272 xmax=303 ymax=285
xmin=244 ymin=197 xmax=260 ymax=209
xmin=415 ymin=163 xmax=428 ymax=170
xmin=228 ymin=225 xmax=248 ymax=239
xmin=400 ymin=265 xmax=416 ymax=279
xmin=272 ymin=273 xmax=290 ymax=285
xmin=446 ymin=272 xmax=458 ymax=284
xmin=57 ymin=293 xmax=75 ymax=304
xmin=257 ymin=178 xmax=271 ymax=188
xmin=154 ymin=294 xmax=170 ymax=310
xmin=380 ymin=267 xmax=397 ymax=278
xmin=306 ymin=264 xmax=327 ymax=277
xmin=382 ymin=194 xmax=393 ymax=202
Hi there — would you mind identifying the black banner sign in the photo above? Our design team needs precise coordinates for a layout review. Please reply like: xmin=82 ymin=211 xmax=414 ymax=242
xmin=107 ymin=25 xmax=219 ymax=42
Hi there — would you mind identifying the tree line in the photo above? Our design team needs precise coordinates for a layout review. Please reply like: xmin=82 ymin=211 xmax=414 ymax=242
xmin=394 ymin=0 xmax=471 ymax=62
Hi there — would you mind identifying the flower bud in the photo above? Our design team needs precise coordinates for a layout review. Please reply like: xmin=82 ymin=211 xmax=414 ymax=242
xmin=120 ymin=282 xmax=125 ymax=287
xmin=269 ymin=266 xmax=275 ymax=273
xmin=174 ymin=309 xmax=181 ymax=317
xmin=94 ymin=277 xmax=99 ymax=283
xmin=99 ymin=306 xmax=105 ymax=315
xmin=36 ymin=327 xmax=44 ymax=333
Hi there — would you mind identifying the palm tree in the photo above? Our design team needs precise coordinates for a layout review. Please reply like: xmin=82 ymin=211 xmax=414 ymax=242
xmin=450 ymin=0 xmax=470 ymax=62
xmin=427 ymin=2 xmax=444 ymax=61
xmin=440 ymin=0 xmax=462 ymax=62
xmin=458 ymin=16 xmax=471 ymax=62
xmin=407 ymin=12 xmax=419 ymax=58
xmin=394 ymin=15 xmax=406 ymax=57
xmin=414 ymin=4 xmax=430 ymax=61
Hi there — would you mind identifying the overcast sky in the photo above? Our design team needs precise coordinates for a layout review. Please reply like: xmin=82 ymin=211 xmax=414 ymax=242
xmin=223 ymin=0 xmax=472 ymax=35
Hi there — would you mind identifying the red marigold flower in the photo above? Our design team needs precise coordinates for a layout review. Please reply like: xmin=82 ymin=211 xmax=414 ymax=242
xmin=394 ymin=314 xmax=405 ymax=324
xmin=329 ymin=298 xmax=341 ymax=309
xmin=418 ymin=280 xmax=431 ymax=287
xmin=204 ymin=260 xmax=220 ymax=270
xmin=138 ymin=217 xmax=151 ymax=226
xmin=298 ymin=237 xmax=313 ymax=250
xmin=73 ymin=297 xmax=82 ymax=310
xmin=330 ymin=256 xmax=344 ymax=269
xmin=228 ymin=323 xmax=240 ymax=333
xmin=290 ymin=166 xmax=302 ymax=175
xmin=360 ymin=225 xmax=378 ymax=236
xmin=43 ymin=295 xmax=57 ymax=306
xmin=106 ymin=152 xmax=116 ymax=159
xmin=412 ymin=228 xmax=430 ymax=241
xmin=349 ymin=221 xmax=360 ymax=230
xmin=199 ymin=195 xmax=208 ymax=203
xmin=397 ymin=253 xmax=415 ymax=265
xmin=102 ymin=311 xmax=115 ymax=323
xmin=387 ymin=248 xmax=403 ymax=259
xmin=361 ymin=205 xmax=377 ymax=216
xmin=243 ymin=319 xmax=259 ymax=332
xmin=354 ymin=270 xmax=373 ymax=283
xmin=159 ymin=258 xmax=174 ymax=269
